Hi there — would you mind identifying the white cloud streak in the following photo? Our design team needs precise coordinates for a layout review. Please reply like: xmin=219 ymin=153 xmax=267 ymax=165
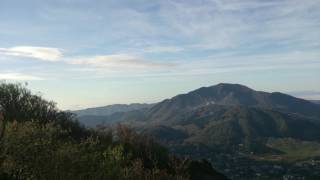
xmin=0 ymin=46 xmax=62 ymax=61
xmin=68 ymin=54 xmax=173 ymax=69
xmin=0 ymin=73 xmax=44 ymax=81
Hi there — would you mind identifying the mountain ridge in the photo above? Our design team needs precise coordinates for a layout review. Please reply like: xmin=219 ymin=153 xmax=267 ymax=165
xmin=146 ymin=83 xmax=320 ymax=123
xmin=77 ymin=83 xmax=320 ymax=127
xmin=73 ymin=103 xmax=154 ymax=116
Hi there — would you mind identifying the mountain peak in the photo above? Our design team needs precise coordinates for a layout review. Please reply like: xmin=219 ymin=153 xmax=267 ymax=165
xmin=214 ymin=83 xmax=250 ymax=88
xmin=191 ymin=83 xmax=254 ymax=96
xmin=149 ymin=83 xmax=320 ymax=121
xmin=186 ymin=83 xmax=256 ymax=104
xmin=210 ymin=83 xmax=253 ymax=91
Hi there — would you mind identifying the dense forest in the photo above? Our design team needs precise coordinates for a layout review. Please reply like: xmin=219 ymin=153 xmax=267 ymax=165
xmin=0 ymin=83 xmax=226 ymax=180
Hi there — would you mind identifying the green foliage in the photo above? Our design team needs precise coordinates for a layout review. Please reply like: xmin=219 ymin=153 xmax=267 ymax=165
xmin=0 ymin=82 xmax=226 ymax=180
xmin=0 ymin=82 xmax=90 ymax=140
xmin=0 ymin=83 xmax=56 ymax=123
xmin=0 ymin=121 xmax=191 ymax=180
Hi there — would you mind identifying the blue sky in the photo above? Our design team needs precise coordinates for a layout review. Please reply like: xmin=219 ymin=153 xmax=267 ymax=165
xmin=0 ymin=0 xmax=320 ymax=109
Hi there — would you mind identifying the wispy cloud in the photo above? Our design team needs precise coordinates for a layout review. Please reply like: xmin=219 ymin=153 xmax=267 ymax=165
xmin=0 ymin=73 xmax=44 ymax=81
xmin=155 ymin=0 xmax=320 ymax=50
xmin=144 ymin=46 xmax=184 ymax=53
xmin=0 ymin=46 xmax=62 ymax=61
xmin=68 ymin=54 xmax=173 ymax=69
xmin=177 ymin=50 xmax=320 ymax=76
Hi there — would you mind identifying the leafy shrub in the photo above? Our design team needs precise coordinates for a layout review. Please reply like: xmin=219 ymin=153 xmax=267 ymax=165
xmin=0 ymin=82 xmax=226 ymax=180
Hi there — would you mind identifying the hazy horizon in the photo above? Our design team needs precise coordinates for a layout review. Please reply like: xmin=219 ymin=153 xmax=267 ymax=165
xmin=1 ymin=0 xmax=319 ymax=109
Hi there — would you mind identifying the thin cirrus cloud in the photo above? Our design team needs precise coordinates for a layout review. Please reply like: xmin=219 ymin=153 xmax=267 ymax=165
xmin=161 ymin=0 xmax=312 ymax=50
xmin=0 ymin=46 xmax=62 ymax=61
xmin=144 ymin=46 xmax=184 ymax=53
xmin=67 ymin=54 xmax=173 ymax=69
xmin=0 ymin=73 xmax=44 ymax=81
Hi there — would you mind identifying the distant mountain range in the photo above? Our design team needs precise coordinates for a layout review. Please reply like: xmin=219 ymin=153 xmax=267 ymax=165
xmin=76 ymin=84 xmax=320 ymax=127
xmin=74 ymin=103 xmax=154 ymax=116
xmin=75 ymin=83 xmax=320 ymax=178
xmin=73 ymin=103 xmax=154 ymax=127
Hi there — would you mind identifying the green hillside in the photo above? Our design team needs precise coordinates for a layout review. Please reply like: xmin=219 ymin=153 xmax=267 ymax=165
xmin=141 ymin=104 xmax=320 ymax=153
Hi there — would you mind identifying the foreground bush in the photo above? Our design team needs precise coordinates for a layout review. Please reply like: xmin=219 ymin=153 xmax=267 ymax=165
xmin=0 ymin=121 xmax=190 ymax=179
xmin=0 ymin=82 xmax=227 ymax=180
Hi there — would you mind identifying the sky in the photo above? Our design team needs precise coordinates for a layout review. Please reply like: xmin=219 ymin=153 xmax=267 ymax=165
xmin=0 ymin=0 xmax=320 ymax=110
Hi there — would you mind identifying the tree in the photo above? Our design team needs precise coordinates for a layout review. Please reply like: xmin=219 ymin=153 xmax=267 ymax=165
xmin=0 ymin=83 xmax=227 ymax=180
